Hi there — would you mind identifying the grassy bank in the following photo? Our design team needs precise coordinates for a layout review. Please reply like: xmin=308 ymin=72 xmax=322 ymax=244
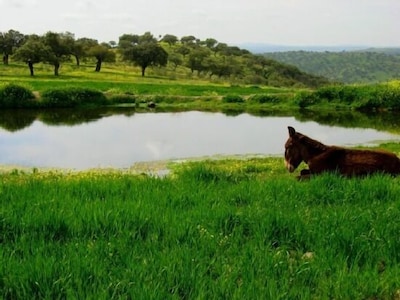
xmin=2 ymin=155 xmax=400 ymax=299
xmin=2 ymin=62 xmax=400 ymax=111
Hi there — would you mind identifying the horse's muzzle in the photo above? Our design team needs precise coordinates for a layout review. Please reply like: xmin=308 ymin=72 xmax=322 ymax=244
xmin=285 ymin=160 xmax=295 ymax=173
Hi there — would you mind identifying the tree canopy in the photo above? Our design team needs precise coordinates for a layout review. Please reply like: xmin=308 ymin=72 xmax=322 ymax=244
xmin=0 ymin=29 xmax=25 ymax=64
xmin=119 ymin=32 xmax=168 ymax=76
xmin=88 ymin=43 xmax=116 ymax=72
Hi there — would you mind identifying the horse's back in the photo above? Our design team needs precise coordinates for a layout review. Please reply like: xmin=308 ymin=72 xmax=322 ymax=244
xmin=309 ymin=147 xmax=400 ymax=176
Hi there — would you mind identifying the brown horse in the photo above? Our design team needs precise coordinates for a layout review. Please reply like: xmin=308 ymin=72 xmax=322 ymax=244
xmin=284 ymin=126 xmax=400 ymax=178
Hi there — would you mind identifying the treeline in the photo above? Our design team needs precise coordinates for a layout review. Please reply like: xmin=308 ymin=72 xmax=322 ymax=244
xmin=0 ymin=29 xmax=329 ymax=88
xmin=263 ymin=50 xmax=400 ymax=84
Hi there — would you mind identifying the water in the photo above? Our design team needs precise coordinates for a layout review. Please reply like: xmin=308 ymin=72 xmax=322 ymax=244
xmin=1 ymin=110 xmax=399 ymax=170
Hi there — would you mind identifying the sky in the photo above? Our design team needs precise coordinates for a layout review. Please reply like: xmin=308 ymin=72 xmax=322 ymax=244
xmin=1 ymin=0 xmax=399 ymax=48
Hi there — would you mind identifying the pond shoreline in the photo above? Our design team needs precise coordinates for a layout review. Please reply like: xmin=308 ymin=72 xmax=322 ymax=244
xmin=0 ymin=153 xmax=279 ymax=175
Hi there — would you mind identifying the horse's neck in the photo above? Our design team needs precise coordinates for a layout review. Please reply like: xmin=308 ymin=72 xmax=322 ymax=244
xmin=301 ymin=136 xmax=328 ymax=162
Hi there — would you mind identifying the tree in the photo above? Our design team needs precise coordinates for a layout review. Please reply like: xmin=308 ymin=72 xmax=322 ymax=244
xmin=186 ymin=46 xmax=211 ymax=75
xmin=214 ymin=42 xmax=228 ymax=54
xmin=181 ymin=35 xmax=197 ymax=45
xmin=42 ymin=32 xmax=72 ymax=76
xmin=0 ymin=29 xmax=26 ymax=64
xmin=205 ymin=56 xmax=233 ymax=78
xmin=204 ymin=38 xmax=218 ymax=49
xmin=118 ymin=34 xmax=140 ymax=50
xmin=168 ymin=52 xmax=183 ymax=70
xmin=13 ymin=35 xmax=47 ymax=76
xmin=108 ymin=41 xmax=117 ymax=48
xmin=161 ymin=34 xmax=178 ymax=46
xmin=119 ymin=32 xmax=168 ymax=76
xmin=175 ymin=44 xmax=191 ymax=58
xmin=72 ymin=37 xmax=98 ymax=66
xmin=87 ymin=43 xmax=116 ymax=72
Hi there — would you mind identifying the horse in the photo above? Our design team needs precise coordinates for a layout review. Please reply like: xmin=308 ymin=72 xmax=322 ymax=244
xmin=284 ymin=126 xmax=400 ymax=179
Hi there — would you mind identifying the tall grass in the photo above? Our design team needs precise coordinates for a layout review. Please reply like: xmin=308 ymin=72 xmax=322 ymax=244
xmin=295 ymin=83 xmax=400 ymax=111
xmin=2 ymin=158 xmax=400 ymax=299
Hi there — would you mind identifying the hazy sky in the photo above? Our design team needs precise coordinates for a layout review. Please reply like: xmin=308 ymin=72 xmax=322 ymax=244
xmin=1 ymin=0 xmax=399 ymax=47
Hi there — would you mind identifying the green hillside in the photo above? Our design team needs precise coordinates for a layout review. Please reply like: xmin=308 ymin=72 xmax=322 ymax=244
xmin=263 ymin=50 xmax=400 ymax=84
xmin=1 ymin=29 xmax=329 ymax=88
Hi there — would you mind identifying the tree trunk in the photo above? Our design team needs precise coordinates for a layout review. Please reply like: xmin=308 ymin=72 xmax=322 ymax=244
xmin=3 ymin=54 xmax=9 ymax=65
xmin=141 ymin=66 xmax=146 ymax=77
xmin=75 ymin=55 xmax=80 ymax=67
xmin=54 ymin=63 xmax=60 ymax=76
xmin=28 ymin=60 xmax=34 ymax=76
xmin=95 ymin=59 xmax=102 ymax=72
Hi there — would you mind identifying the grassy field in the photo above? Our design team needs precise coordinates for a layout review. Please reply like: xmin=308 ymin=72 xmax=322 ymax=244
xmin=2 ymin=61 xmax=400 ymax=113
xmin=0 ymin=62 xmax=296 ymax=96
xmin=2 ymin=60 xmax=400 ymax=298
xmin=2 ymin=155 xmax=400 ymax=299
xmin=1 ymin=62 xmax=302 ymax=113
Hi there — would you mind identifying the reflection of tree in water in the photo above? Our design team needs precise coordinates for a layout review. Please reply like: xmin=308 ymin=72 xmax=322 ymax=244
xmin=295 ymin=109 xmax=400 ymax=133
xmin=38 ymin=107 xmax=136 ymax=126
xmin=1 ymin=107 xmax=400 ymax=133
xmin=0 ymin=110 xmax=37 ymax=132
xmin=0 ymin=107 xmax=137 ymax=132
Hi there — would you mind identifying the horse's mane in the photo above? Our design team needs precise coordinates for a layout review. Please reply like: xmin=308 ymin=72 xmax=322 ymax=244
xmin=297 ymin=132 xmax=329 ymax=154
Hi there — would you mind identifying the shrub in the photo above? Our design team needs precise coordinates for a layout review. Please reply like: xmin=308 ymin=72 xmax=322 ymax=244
xmin=248 ymin=94 xmax=281 ymax=104
xmin=0 ymin=84 xmax=36 ymax=108
xmin=374 ymin=86 xmax=400 ymax=110
xmin=41 ymin=88 xmax=108 ymax=108
xmin=315 ymin=86 xmax=340 ymax=102
xmin=108 ymin=94 xmax=136 ymax=104
xmin=338 ymin=86 xmax=363 ymax=104
xmin=294 ymin=91 xmax=319 ymax=108
xmin=222 ymin=95 xmax=245 ymax=103
xmin=354 ymin=85 xmax=400 ymax=111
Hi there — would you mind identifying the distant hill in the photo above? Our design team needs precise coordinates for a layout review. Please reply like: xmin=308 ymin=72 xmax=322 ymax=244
xmin=361 ymin=48 xmax=400 ymax=55
xmin=237 ymin=43 xmax=368 ymax=54
xmin=262 ymin=50 xmax=400 ymax=84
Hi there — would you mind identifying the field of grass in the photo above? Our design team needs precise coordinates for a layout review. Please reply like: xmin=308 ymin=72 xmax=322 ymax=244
xmin=2 ymin=156 xmax=400 ymax=299
xmin=1 ymin=62 xmax=303 ymax=113
xmin=2 ymin=56 xmax=400 ymax=298
xmin=2 ymin=61 xmax=400 ymax=113
xmin=0 ymin=62 xmax=296 ymax=96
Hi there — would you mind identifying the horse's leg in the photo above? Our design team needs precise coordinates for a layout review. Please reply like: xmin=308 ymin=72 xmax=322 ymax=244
xmin=307 ymin=149 xmax=344 ymax=175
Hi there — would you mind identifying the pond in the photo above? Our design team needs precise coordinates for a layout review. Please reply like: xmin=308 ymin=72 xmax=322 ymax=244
xmin=1 ymin=109 xmax=400 ymax=170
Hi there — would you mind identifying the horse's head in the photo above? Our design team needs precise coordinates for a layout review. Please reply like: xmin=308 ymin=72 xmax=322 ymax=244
xmin=284 ymin=126 xmax=304 ymax=172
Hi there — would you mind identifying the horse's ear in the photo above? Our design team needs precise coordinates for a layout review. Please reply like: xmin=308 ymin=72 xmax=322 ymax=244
xmin=288 ymin=126 xmax=296 ymax=137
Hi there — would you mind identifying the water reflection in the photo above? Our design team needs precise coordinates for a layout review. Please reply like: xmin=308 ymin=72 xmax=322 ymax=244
xmin=2 ymin=107 xmax=400 ymax=133
xmin=1 ymin=109 xmax=399 ymax=170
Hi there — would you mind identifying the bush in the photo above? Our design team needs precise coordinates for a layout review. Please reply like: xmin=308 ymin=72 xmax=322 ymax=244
xmin=108 ymin=94 xmax=136 ymax=104
xmin=354 ymin=85 xmax=400 ymax=111
xmin=294 ymin=91 xmax=319 ymax=108
xmin=222 ymin=95 xmax=244 ymax=103
xmin=314 ymin=86 xmax=340 ymax=102
xmin=41 ymin=88 xmax=108 ymax=108
xmin=373 ymin=85 xmax=400 ymax=110
xmin=0 ymin=84 xmax=36 ymax=108
xmin=313 ymin=85 xmax=359 ymax=104
xmin=248 ymin=94 xmax=281 ymax=104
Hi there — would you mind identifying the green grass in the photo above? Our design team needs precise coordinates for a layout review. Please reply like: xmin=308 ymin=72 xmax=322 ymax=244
xmin=4 ymin=61 xmax=400 ymax=113
xmin=1 ymin=62 xmax=301 ymax=111
xmin=2 ymin=157 xmax=400 ymax=299
xmin=0 ymin=62 xmax=296 ymax=96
